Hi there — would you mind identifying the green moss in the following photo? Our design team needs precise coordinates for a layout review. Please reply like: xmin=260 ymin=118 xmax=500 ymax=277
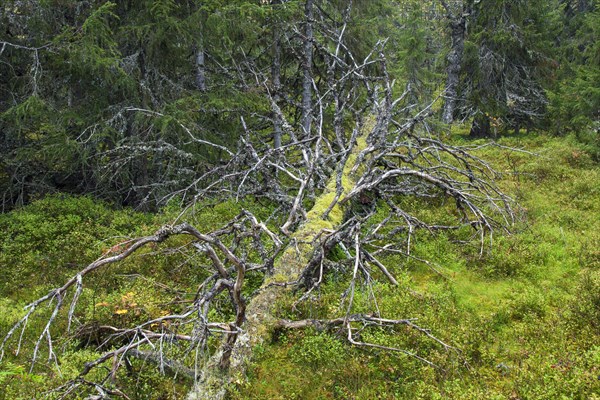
xmin=266 ymin=272 xmax=293 ymax=285
xmin=297 ymin=117 xmax=375 ymax=239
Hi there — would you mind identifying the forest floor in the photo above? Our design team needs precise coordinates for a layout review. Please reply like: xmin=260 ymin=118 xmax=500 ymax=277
xmin=237 ymin=132 xmax=600 ymax=399
xmin=0 ymin=131 xmax=599 ymax=399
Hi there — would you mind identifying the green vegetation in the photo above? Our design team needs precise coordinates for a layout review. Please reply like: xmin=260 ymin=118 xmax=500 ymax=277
xmin=2 ymin=0 xmax=598 ymax=210
xmin=0 ymin=195 xmax=271 ymax=399
xmin=0 ymin=133 xmax=598 ymax=398
xmin=1 ymin=0 xmax=599 ymax=398
xmin=241 ymin=133 xmax=600 ymax=399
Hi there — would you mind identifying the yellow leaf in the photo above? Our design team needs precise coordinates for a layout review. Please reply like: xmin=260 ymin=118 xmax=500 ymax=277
xmin=115 ymin=309 xmax=128 ymax=315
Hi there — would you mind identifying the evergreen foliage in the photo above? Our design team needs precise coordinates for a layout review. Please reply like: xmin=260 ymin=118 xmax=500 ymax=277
xmin=1 ymin=0 xmax=597 ymax=209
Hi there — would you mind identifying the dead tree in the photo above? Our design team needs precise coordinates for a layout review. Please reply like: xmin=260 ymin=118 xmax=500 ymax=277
xmin=301 ymin=0 xmax=315 ymax=139
xmin=440 ymin=0 xmax=473 ymax=124
xmin=0 ymin=3 xmax=517 ymax=399
xmin=0 ymin=87 xmax=514 ymax=400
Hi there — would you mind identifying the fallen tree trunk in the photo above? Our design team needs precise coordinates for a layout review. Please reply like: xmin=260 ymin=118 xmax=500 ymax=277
xmin=186 ymin=119 xmax=374 ymax=399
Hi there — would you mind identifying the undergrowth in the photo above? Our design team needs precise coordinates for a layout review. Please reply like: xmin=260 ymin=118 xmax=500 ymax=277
xmin=0 ymin=133 xmax=598 ymax=399
xmin=241 ymin=132 xmax=600 ymax=399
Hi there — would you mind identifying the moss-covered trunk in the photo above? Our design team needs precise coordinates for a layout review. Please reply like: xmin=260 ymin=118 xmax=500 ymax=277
xmin=187 ymin=120 xmax=373 ymax=399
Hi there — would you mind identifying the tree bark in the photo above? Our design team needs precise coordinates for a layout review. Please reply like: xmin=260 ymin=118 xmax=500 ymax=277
xmin=301 ymin=0 xmax=314 ymax=137
xmin=196 ymin=45 xmax=206 ymax=92
xmin=441 ymin=0 xmax=472 ymax=124
xmin=442 ymin=19 xmax=466 ymax=124
xmin=272 ymin=28 xmax=282 ymax=149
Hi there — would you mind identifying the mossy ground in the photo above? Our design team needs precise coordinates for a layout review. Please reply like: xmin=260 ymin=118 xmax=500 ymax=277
xmin=0 ymin=132 xmax=599 ymax=399
xmin=237 ymin=132 xmax=600 ymax=399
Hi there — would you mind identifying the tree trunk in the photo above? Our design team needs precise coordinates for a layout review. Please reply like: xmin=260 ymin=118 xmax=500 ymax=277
xmin=440 ymin=0 xmax=474 ymax=124
xmin=133 ymin=154 xmax=150 ymax=210
xmin=186 ymin=118 xmax=375 ymax=400
xmin=196 ymin=45 xmax=206 ymax=92
xmin=301 ymin=0 xmax=313 ymax=137
xmin=469 ymin=113 xmax=491 ymax=138
xmin=272 ymin=28 xmax=282 ymax=149
xmin=442 ymin=16 xmax=467 ymax=124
